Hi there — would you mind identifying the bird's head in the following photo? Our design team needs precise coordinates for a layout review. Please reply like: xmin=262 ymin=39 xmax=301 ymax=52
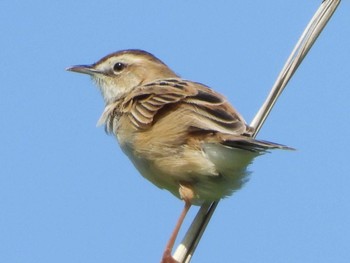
xmin=67 ymin=49 xmax=178 ymax=104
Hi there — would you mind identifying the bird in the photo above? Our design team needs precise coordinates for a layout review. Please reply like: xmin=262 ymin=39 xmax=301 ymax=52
xmin=67 ymin=49 xmax=291 ymax=263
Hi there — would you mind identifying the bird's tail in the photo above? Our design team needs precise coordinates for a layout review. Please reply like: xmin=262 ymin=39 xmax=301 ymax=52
xmin=222 ymin=136 xmax=294 ymax=152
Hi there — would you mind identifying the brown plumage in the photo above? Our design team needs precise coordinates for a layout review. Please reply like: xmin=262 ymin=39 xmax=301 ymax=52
xmin=67 ymin=49 xmax=291 ymax=263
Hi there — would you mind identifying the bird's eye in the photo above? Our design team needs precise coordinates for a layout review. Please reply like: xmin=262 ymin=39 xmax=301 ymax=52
xmin=113 ymin=62 xmax=126 ymax=72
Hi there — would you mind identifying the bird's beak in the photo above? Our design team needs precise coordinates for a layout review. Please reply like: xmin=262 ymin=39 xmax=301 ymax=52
xmin=66 ymin=64 xmax=101 ymax=75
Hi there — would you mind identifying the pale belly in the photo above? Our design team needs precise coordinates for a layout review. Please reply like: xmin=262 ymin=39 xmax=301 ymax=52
xmin=119 ymin=141 xmax=260 ymax=205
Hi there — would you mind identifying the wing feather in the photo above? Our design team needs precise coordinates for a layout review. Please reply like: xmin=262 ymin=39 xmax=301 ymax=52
xmin=120 ymin=78 xmax=247 ymax=134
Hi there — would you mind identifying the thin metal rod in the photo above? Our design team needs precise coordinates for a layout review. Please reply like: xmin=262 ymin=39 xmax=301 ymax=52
xmin=173 ymin=1 xmax=341 ymax=262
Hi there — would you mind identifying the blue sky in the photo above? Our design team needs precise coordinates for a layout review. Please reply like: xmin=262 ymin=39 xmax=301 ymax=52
xmin=1 ymin=1 xmax=349 ymax=262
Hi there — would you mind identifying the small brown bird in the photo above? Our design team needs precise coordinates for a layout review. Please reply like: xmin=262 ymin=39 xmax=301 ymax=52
xmin=67 ymin=49 xmax=289 ymax=263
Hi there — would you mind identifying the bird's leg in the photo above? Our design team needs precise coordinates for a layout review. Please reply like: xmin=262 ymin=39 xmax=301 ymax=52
xmin=161 ymin=184 xmax=194 ymax=263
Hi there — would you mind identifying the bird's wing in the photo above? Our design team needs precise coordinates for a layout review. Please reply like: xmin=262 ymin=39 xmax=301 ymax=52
xmin=120 ymin=78 xmax=291 ymax=152
xmin=121 ymin=78 xmax=248 ymax=134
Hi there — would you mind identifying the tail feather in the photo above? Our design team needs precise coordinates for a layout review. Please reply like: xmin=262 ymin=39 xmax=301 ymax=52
xmin=222 ymin=137 xmax=294 ymax=152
